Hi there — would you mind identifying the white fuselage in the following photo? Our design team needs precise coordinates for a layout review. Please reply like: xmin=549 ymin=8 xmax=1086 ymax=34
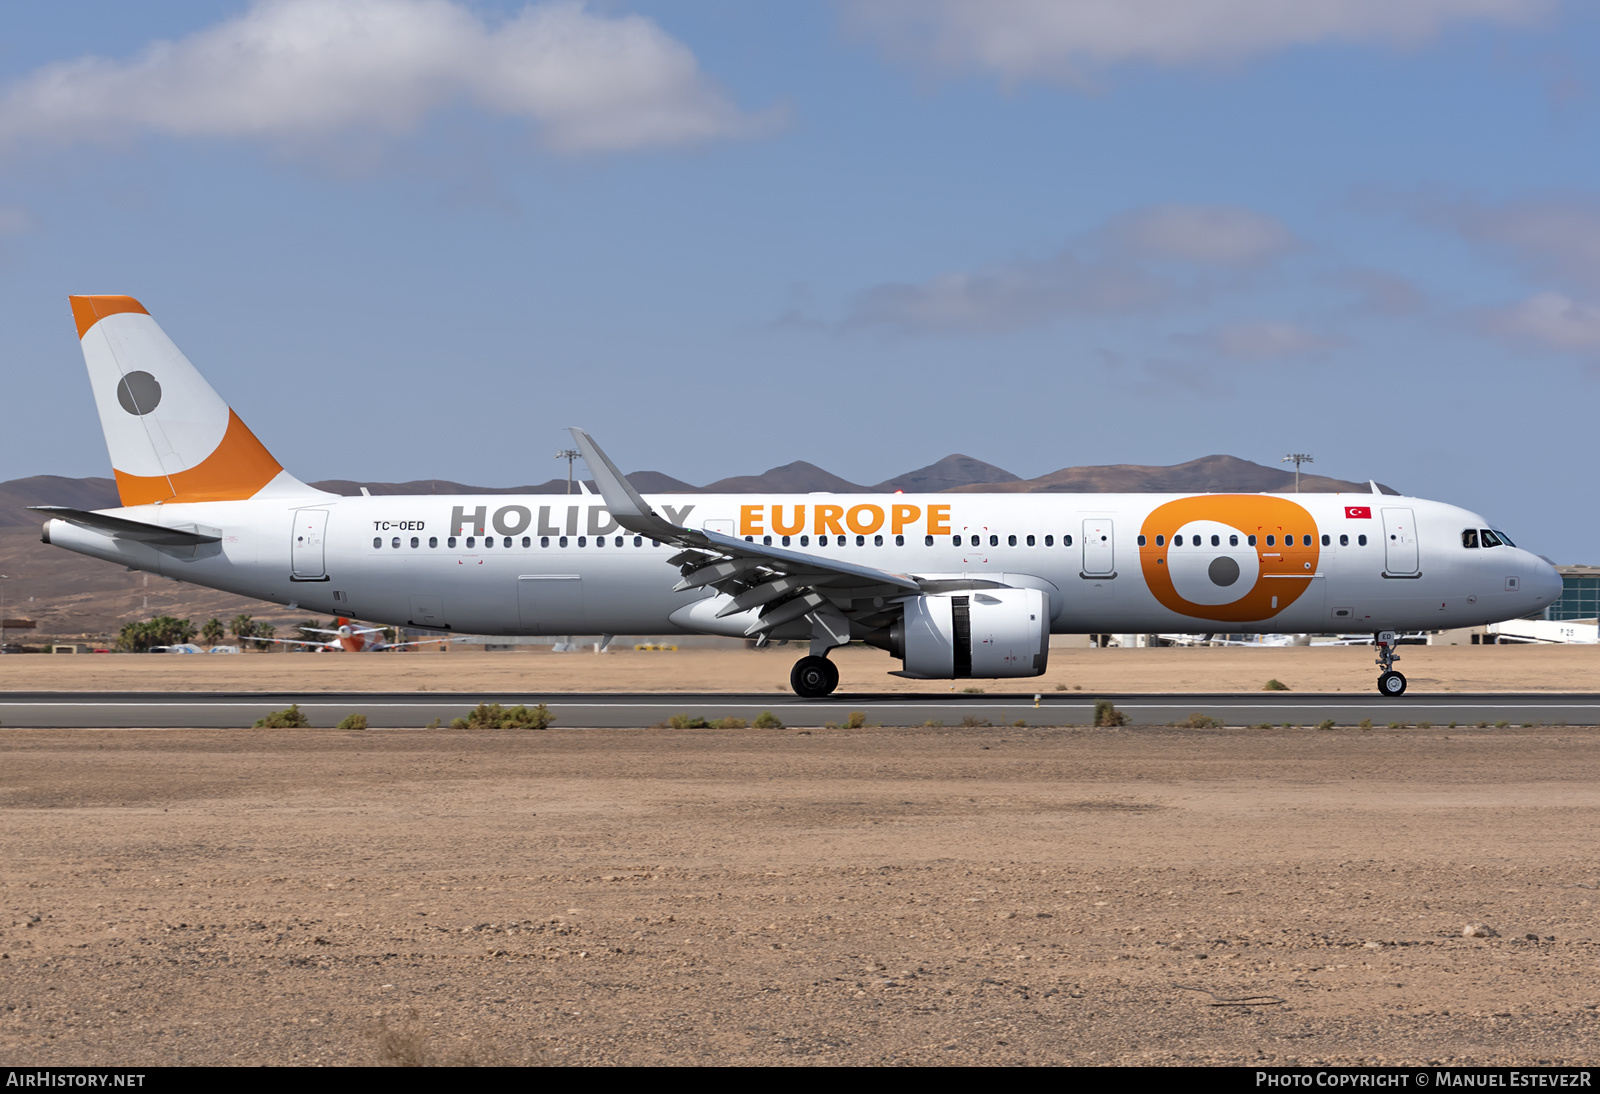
xmin=45 ymin=489 xmax=1563 ymax=640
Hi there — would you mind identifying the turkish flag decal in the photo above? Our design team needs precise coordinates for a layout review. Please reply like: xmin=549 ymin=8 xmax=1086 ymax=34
xmin=1345 ymin=506 xmax=1372 ymax=519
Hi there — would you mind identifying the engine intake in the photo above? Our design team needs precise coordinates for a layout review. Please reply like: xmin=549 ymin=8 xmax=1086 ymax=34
xmin=869 ymin=589 xmax=1048 ymax=679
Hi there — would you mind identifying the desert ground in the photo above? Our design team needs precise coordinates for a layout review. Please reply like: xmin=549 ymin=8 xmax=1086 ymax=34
xmin=3 ymin=715 xmax=1600 ymax=1067
xmin=0 ymin=642 xmax=1597 ymax=695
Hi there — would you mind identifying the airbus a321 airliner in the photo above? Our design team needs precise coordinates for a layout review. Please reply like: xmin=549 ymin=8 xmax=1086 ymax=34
xmin=38 ymin=296 xmax=1563 ymax=698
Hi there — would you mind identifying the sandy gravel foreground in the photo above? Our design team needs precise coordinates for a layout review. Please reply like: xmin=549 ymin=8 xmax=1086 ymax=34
xmin=2 ymin=643 xmax=1597 ymax=695
xmin=2 ymin=723 xmax=1599 ymax=1066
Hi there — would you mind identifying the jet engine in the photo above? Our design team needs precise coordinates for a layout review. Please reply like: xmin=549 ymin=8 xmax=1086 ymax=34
xmin=868 ymin=589 xmax=1048 ymax=679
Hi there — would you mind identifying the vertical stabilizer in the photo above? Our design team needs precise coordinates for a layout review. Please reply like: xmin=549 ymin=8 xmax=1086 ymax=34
xmin=70 ymin=296 xmax=310 ymax=506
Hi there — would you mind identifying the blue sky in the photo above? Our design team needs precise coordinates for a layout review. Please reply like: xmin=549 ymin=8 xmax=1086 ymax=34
xmin=2 ymin=1 xmax=1597 ymax=561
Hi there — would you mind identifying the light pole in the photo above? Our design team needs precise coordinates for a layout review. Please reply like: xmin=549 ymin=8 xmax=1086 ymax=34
xmin=0 ymin=574 xmax=9 ymax=653
xmin=1281 ymin=453 xmax=1314 ymax=493
xmin=555 ymin=448 xmax=581 ymax=495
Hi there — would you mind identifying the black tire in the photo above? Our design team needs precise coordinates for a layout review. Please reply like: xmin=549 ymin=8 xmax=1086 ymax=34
xmin=1378 ymin=671 xmax=1407 ymax=697
xmin=791 ymin=656 xmax=837 ymax=698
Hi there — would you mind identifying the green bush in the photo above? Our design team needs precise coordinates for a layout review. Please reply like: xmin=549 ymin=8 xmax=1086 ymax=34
xmin=1093 ymin=700 xmax=1127 ymax=727
xmin=1316 ymin=719 xmax=1336 ymax=731
xmin=753 ymin=711 xmax=784 ymax=729
xmin=450 ymin=702 xmax=555 ymax=730
xmin=846 ymin=711 xmax=869 ymax=729
xmin=336 ymin=713 xmax=368 ymax=731
xmin=712 ymin=716 xmax=747 ymax=729
xmin=1262 ymin=679 xmax=1290 ymax=692
xmin=667 ymin=714 xmax=711 ymax=729
xmin=1181 ymin=712 xmax=1221 ymax=728
xmin=962 ymin=686 xmax=985 ymax=694
xmin=116 ymin=615 xmax=197 ymax=652
xmin=255 ymin=704 xmax=310 ymax=728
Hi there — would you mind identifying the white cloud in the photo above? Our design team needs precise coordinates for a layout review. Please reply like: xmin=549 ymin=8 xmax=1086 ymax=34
xmin=1442 ymin=197 xmax=1600 ymax=292
xmin=843 ymin=0 xmax=1552 ymax=83
xmin=840 ymin=203 xmax=1293 ymax=334
xmin=847 ymin=253 xmax=1169 ymax=334
xmin=0 ymin=0 xmax=770 ymax=157
xmin=1109 ymin=204 xmax=1295 ymax=267
xmin=1187 ymin=320 xmax=1342 ymax=360
xmin=1484 ymin=291 xmax=1600 ymax=352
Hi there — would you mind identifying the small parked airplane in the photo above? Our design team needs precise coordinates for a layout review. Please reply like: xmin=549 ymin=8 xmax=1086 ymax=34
xmin=242 ymin=618 xmax=456 ymax=653
xmin=37 ymin=296 xmax=1564 ymax=697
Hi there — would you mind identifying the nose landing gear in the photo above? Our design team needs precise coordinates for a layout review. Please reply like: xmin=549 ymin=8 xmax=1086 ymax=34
xmin=1375 ymin=631 xmax=1407 ymax=696
xmin=791 ymin=655 xmax=839 ymax=698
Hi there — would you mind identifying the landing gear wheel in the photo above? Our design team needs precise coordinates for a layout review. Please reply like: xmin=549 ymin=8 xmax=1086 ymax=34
xmin=791 ymin=655 xmax=839 ymax=698
xmin=1378 ymin=671 xmax=1407 ymax=697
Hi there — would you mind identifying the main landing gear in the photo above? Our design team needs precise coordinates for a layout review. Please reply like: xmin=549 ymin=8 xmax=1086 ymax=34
xmin=1375 ymin=631 xmax=1407 ymax=697
xmin=791 ymin=655 xmax=839 ymax=698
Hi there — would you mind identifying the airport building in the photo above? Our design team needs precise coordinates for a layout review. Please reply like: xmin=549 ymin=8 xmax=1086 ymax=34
xmin=1545 ymin=565 xmax=1600 ymax=622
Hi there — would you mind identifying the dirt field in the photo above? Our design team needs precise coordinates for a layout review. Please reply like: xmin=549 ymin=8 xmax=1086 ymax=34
xmin=3 ymin=721 xmax=1599 ymax=1066
xmin=1 ymin=642 xmax=1597 ymax=695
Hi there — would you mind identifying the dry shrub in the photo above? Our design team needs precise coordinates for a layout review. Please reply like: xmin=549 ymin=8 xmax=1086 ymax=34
xmin=451 ymin=702 xmax=554 ymax=730
xmin=254 ymin=704 xmax=310 ymax=728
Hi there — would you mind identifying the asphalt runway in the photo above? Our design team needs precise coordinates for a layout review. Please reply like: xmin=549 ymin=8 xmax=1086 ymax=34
xmin=1 ymin=690 xmax=1598 ymax=728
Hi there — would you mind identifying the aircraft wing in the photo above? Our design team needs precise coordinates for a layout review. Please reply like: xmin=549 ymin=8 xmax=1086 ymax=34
xmin=569 ymin=428 xmax=921 ymax=638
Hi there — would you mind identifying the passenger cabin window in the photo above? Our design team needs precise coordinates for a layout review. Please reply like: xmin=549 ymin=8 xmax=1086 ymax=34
xmin=1480 ymin=529 xmax=1503 ymax=548
xmin=1026 ymin=535 xmax=1035 ymax=546
xmin=1230 ymin=535 xmax=1239 ymax=546
xmin=1063 ymin=534 xmax=1074 ymax=546
xmin=1320 ymin=534 xmax=1329 ymax=546
xmin=925 ymin=535 xmax=934 ymax=546
xmin=763 ymin=535 xmax=772 ymax=546
xmin=1210 ymin=534 xmax=1220 ymax=547
xmin=1247 ymin=535 xmax=1256 ymax=546
xmin=521 ymin=536 xmax=531 ymax=548
xmin=558 ymin=536 xmax=568 ymax=547
xmin=857 ymin=535 xmax=866 ymax=546
xmin=540 ymin=536 xmax=549 ymax=547
xmin=990 ymin=535 xmax=999 ymax=547
xmin=894 ymin=534 xmax=903 ymax=546
xmin=875 ymin=535 xmax=884 ymax=546
xmin=372 ymin=537 xmax=381 ymax=549
xmin=430 ymin=537 xmax=438 ymax=548
xmin=448 ymin=537 xmax=458 ymax=548
xmin=485 ymin=536 xmax=493 ymax=548
xmin=1155 ymin=535 xmax=1164 ymax=546
xmin=1357 ymin=534 xmax=1367 ymax=546
xmin=800 ymin=535 xmax=810 ymax=546
xmin=1137 ymin=535 xmax=1146 ymax=546
xmin=782 ymin=536 xmax=792 ymax=546
xmin=1339 ymin=534 xmax=1348 ymax=547
xmin=1266 ymin=535 xmax=1275 ymax=546
xmin=1462 ymin=529 xmax=1479 ymax=548
xmin=465 ymin=537 xmax=475 ymax=548
xmin=1008 ymin=535 xmax=1017 ymax=547
xmin=1045 ymin=535 xmax=1054 ymax=546
xmin=634 ymin=536 xmax=643 ymax=547
xmin=411 ymin=537 xmax=419 ymax=548
xmin=1174 ymin=535 xmax=1184 ymax=547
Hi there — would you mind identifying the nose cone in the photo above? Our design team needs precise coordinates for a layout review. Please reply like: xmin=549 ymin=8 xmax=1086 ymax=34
xmin=1531 ymin=557 xmax=1564 ymax=607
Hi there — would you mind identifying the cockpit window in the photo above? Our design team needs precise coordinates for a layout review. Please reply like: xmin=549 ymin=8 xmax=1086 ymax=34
xmin=1493 ymin=529 xmax=1515 ymax=547
xmin=1462 ymin=529 xmax=1479 ymax=549
xmin=1480 ymin=529 xmax=1503 ymax=548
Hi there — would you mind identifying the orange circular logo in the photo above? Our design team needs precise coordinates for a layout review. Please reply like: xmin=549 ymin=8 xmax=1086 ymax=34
xmin=1139 ymin=496 xmax=1320 ymax=622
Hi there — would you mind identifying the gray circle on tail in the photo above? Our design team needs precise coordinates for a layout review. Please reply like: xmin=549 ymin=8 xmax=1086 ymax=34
xmin=116 ymin=371 xmax=162 ymax=416
xmin=1208 ymin=556 xmax=1241 ymax=587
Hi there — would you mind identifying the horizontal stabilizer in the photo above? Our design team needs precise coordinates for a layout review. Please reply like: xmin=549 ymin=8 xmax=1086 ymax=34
xmin=32 ymin=506 xmax=221 ymax=547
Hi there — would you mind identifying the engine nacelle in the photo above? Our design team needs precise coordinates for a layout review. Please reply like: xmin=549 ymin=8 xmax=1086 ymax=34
xmin=873 ymin=589 xmax=1049 ymax=679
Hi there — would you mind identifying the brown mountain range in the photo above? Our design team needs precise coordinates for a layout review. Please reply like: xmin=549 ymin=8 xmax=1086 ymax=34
xmin=0 ymin=454 xmax=1393 ymax=529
